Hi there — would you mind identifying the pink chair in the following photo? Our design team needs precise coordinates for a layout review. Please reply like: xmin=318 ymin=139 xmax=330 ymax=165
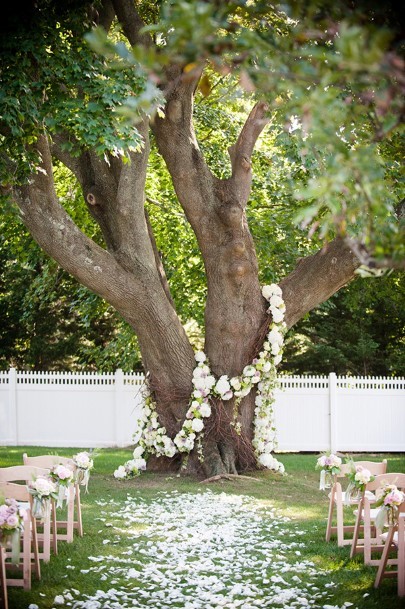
xmin=23 ymin=454 xmax=83 ymax=542
xmin=325 ymin=460 xmax=387 ymax=547
xmin=374 ymin=501 xmax=405 ymax=597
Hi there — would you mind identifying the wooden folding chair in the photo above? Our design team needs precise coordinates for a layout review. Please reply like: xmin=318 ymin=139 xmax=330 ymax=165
xmin=0 ymin=483 xmax=40 ymax=593
xmin=23 ymin=454 xmax=83 ymax=542
xmin=374 ymin=502 xmax=405 ymax=597
xmin=0 ymin=544 xmax=8 ymax=609
xmin=325 ymin=460 xmax=387 ymax=547
xmin=351 ymin=473 xmax=405 ymax=566
xmin=0 ymin=466 xmax=56 ymax=563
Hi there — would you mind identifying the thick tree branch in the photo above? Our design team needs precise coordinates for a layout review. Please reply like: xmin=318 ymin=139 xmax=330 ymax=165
xmin=12 ymin=133 xmax=194 ymax=395
xmin=98 ymin=0 xmax=116 ymax=32
xmin=112 ymin=0 xmax=149 ymax=46
xmin=228 ymin=102 xmax=270 ymax=207
xmin=51 ymin=133 xmax=85 ymax=183
xmin=280 ymin=238 xmax=360 ymax=328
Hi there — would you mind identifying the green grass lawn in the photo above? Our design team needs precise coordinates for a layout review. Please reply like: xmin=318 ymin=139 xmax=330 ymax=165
xmin=1 ymin=447 xmax=405 ymax=609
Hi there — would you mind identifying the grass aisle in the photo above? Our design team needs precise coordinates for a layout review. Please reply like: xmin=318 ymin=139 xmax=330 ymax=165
xmin=1 ymin=449 xmax=404 ymax=609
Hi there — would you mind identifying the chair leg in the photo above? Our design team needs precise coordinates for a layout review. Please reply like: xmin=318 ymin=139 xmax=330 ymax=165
xmin=30 ymin=514 xmax=41 ymax=580
xmin=75 ymin=485 xmax=83 ymax=537
xmin=51 ymin=501 xmax=58 ymax=555
xmin=336 ymin=497 xmax=345 ymax=547
xmin=325 ymin=491 xmax=335 ymax=542
xmin=66 ymin=487 xmax=74 ymax=543
xmin=350 ymin=504 xmax=363 ymax=559
xmin=374 ymin=526 xmax=395 ymax=589
xmin=0 ymin=546 xmax=8 ymax=609
xmin=398 ymin=516 xmax=405 ymax=597
xmin=22 ymin=514 xmax=32 ymax=591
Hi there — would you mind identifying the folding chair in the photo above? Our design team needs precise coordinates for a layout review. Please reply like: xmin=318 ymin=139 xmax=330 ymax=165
xmin=0 ymin=544 xmax=8 ymax=609
xmin=374 ymin=502 xmax=405 ymax=597
xmin=0 ymin=482 xmax=40 ymax=592
xmin=325 ymin=460 xmax=387 ymax=547
xmin=0 ymin=466 xmax=56 ymax=563
xmin=23 ymin=454 xmax=83 ymax=542
xmin=351 ymin=473 xmax=405 ymax=566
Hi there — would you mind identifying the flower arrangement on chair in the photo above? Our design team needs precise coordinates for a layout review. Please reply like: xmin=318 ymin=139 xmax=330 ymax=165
xmin=49 ymin=464 xmax=74 ymax=508
xmin=72 ymin=452 xmax=94 ymax=492
xmin=316 ymin=453 xmax=342 ymax=490
xmin=0 ymin=498 xmax=26 ymax=564
xmin=375 ymin=483 xmax=405 ymax=529
xmin=27 ymin=476 xmax=58 ymax=521
xmin=344 ymin=460 xmax=375 ymax=505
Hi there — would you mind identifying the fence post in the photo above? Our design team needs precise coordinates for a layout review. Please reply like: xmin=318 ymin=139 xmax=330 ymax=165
xmin=9 ymin=367 xmax=18 ymax=445
xmin=114 ymin=368 xmax=125 ymax=446
xmin=329 ymin=372 xmax=337 ymax=453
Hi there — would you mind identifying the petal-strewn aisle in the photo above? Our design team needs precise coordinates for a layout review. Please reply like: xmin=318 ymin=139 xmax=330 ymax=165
xmin=51 ymin=491 xmax=349 ymax=609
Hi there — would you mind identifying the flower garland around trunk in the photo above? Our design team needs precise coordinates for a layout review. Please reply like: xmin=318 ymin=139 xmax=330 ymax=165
xmin=114 ymin=284 xmax=286 ymax=478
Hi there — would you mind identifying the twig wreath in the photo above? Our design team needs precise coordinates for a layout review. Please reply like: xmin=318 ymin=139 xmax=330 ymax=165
xmin=114 ymin=284 xmax=286 ymax=479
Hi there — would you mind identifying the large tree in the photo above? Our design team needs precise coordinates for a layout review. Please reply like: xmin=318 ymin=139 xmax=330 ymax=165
xmin=1 ymin=0 xmax=403 ymax=476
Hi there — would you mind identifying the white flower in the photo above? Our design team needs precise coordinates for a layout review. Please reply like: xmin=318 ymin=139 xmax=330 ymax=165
xmin=355 ymin=468 xmax=372 ymax=485
xmin=114 ymin=466 xmax=127 ymax=479
xmin=199 ymin=403 xmax=211 ymax=417
xmin=215 ymin=375 xmax=231 ymax=396
xmin=205 ymin=375 xmax=216 ymax=389
xmin=133 ymin=446 xmax=144 ymax=458
xmin=255 ymin=395 xmax=263 ymax=407
xmin=258 ymin=453 xmax=275 ymax=468
xmin=269 ymin=294 xmax=284 ymax=308
xmin=230 ymin=377 xmax=241 ymax=390
xmin=268 ymin=328 xmax=283 ymax=345
xmin=243 ymin=365 xmax=256 ymax=377
xmin=273 ymin=354 xmax=282 ymax=365
xmin=74 ymin=452 xmax=94 ymax=470
xmin=193 ymin=377 xmax=209 ymax=391
xmin=262 ymin=361 xmax=271 ymax=372
xmin=54 ymin=597 xmax=65 ymax=606
xmin=194 ymin=351 xmax=206 ymax=363
xmin=271 ymin=343 xmax=280 ymax=355
xmin=32 ymin=476 xmax=56 ymax=496
xmin=270 ymin=308 xmax=284 ymax=323
xmin=191 ymin=418 xmax=204 ymax=433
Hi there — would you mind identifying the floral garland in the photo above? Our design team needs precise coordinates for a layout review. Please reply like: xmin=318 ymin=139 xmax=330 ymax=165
xmin=116 ymin=284 xmax=286 ymax=479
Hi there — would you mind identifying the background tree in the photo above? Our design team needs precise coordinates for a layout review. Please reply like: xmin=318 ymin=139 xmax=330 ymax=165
xmin=0 ymin=0 xmax=403 ymax=475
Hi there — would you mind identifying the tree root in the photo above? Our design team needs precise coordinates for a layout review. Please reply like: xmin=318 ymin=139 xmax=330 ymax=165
xmin=201 ymin=473 xmax=260 ymax=484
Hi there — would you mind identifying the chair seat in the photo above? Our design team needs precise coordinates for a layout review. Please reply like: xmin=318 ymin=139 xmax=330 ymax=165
xmin=353 ymin=507 xmax=380 ymax=520
xmin=328 ymin=490 xmax=375 ymax=504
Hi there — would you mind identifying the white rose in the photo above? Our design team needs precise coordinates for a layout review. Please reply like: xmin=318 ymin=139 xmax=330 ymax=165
xmin=205 ymin=375 xmax=216 ymax=389
xmin=268 ymin=328 xmax=283 ymax=345
xmin=215 ymin=375 xmax=231 ymax=396
xmin=271 ymin=308 xmax=284 ymax=323
xmin=262 ymin=361 xmax=271 ymax=372
xmin=191 ymin=418 xmax=204 ymax=432
xmin=261 ymin=285 xmax=273 ymax=300
xmin=114 ymin=466 xmax=127 ymax=479
xmin=269 ymin=294 xmax=283 ymax=308
xmin=194 ymin=351 xmax=206 ymax=363
xmin=271 ymin=343 xmax=280 ymax=355
xmin=199 ymin=403 xmax=211 ymax=417
xmin=273 ymin=354 xmax=282 ymax=365
xmin=230 ymin=377 xmax=241 ymax=390
xmin=243 ymin=365 xmax=256 ymax=377
xmin=193 ymin=377 xmax=208 ymax=391
xmin=255 ymin=395 xmax=263 ymax=406
xmin=133 ymin=446 xmax=144 ymax=458
xmin=258 ymin=453 xmax=275 ymax=468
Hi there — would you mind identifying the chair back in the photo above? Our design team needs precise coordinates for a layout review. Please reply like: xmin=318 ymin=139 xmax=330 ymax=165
xmin=336 ymin=460 xmax=387 ymax=478
xmin=0 ymin=481 xmax=30 ymax=502
xmin=365 ymin=473 xmax=405 ymax=494
xmin=22 ymin=454 xmax=75 ymax=471
xmin=0 ymin=466 xmax=50 ymax=484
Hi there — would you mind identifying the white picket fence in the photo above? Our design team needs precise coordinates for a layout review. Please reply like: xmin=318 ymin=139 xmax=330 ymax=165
xmin=0 ymin=369 xmax=404 ymax=452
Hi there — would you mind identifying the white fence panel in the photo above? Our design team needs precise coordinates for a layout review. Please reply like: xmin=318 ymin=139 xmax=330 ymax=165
xmin=0 ymin=369 xmax=404 ymax=451
xmin=274 ymin=376 xmax=330 ymax=451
